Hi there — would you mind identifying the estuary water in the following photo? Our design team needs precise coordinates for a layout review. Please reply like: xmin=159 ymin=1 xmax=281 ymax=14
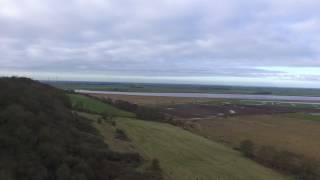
xmin=75 ymin=90 xmax=320 ymax=103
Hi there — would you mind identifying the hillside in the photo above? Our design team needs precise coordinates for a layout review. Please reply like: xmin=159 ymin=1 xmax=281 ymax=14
xmin=115 ymin=118 xmax=291 ymax=180
xmin=0 ymin=77 xmax=161 ymax=180
xmin=68 ymin=94 xmax=135 ymax=117
xmin=71 ymin=95 xmax=290 ymax=180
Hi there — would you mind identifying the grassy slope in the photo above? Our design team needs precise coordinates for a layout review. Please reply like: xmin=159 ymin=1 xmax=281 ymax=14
xmin=115 ymin=118 xmax=289 ymax=180
xmin=68 ymin=94 xmax=135 ymax=117
xmin=82 ymin=111 xmax=289 ymax=180
xmin=71 ymin=95 xmax=289 ymax=180
xmin=78 ymin=112 xmax=137 ymax=153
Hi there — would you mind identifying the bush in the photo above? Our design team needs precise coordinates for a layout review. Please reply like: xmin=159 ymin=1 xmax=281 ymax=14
xmin=97 ymin=118 xmax=103 ymax=124
xmin=256 ymin=145 xmax=277 ymax=167
xmin=101 ymin=111 xmax=114 ymax=120
xmin=149 ymin=159 xmax=161 ymax=171
xmin=136 ymin=107 xmax=165 ymax=121
xmin=239 ymin=140 xmax=255 ymax=158
xmin=113 ymin=100 xmax=138 ymax=112
xmin=114 ymin=129 xmax=130 ymax=141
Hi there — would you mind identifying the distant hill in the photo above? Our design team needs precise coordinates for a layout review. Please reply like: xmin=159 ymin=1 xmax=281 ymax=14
xmin=48 ymin=81 xmax=320 ymax=97
xmin=0 ymin=77 xmax=161 ymax=180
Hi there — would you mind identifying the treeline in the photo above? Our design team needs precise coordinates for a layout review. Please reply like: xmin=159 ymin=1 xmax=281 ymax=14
xmin=0 ymin=77 xmax=162 ymax=180
xmin=239 ymin=140 xmax=320 ymax=180
xmin=94 ymin=97 xmax=178 ymax=124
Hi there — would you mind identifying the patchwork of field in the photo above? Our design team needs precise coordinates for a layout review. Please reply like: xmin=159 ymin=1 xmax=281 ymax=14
xmin=187 ymin=114 xmax=320 ymax=160
xmin=82 ymin=113 xmax=289 ymax=180
xmin=92 ymin=94 xmax=320 ymax=160
xmin=70 ymin=95 xmax=290 ymax=180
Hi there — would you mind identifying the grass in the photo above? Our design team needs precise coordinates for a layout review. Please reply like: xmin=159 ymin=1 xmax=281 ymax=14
xmin=77 ymin=112 xmax=137 ymax=153
xmin=189 ymin=114 xmax=320 ymax=160
xmin=72 ymin=94 xmax=289 ymax=180
xmin=284 ymin=112 xmax=320 ymax=121
xmin=81 ymin=112 xmax=290 ymax=180
xmin=118 ymin=118 xmax=291 ymax=180
xmin=68 ymin=94 xmax=135 ymax=117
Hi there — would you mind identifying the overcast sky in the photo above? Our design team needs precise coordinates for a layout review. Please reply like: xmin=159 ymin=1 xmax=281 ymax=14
xmin=0 ymin=0 xmax=320 ymax=87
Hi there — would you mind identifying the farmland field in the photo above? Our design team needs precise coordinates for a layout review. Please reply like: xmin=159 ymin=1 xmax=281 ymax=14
xmin=68 ymin=91 xmax=320 ymax=179
xmin=186 ymin=113 xmax=320 ymax=160
xmin=69 ymin=94 xmax=291 ymax=180
xmin=68 ymin=94 xmax=135 ymax=117
xmin=92 ymin=93 xmax=320 ymax=161
xmin=81 ymin=112 xmax=289 ymax=180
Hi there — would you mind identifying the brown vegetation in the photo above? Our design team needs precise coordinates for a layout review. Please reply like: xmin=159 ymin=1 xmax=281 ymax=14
xmin=239 ymin=140 xmax=320 ymax=180
xmin=162 ymin=104 xmax=300 ymax=118
xmin=92 ymin=94 xmax=210 ymax=106
xmin=188 ymin=114 xmax=320 ymax=160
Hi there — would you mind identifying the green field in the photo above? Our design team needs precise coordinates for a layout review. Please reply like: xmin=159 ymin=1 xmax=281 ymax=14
xmin=71 ymin=94 xmax=290 ymax=180
xmin=79 ymin=112 xmax=289 ymax=180
xmin=97 ymin=116 xmax=290 ymax=180
xmin=284 ymin=112 xmax=320 ymax=122
xmin=68 ymin=94 xmax=135 ymax=117
xmin=119 ymin=118 xmax=292 ymax=180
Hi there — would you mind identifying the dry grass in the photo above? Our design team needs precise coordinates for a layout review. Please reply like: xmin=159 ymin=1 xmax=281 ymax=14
xmin=188 ymin=114 xmax=320 ymax=160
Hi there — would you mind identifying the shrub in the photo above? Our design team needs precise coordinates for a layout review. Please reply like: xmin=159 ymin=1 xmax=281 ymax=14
xmin=149 ymin=159 xmax=161 ymax=171
xmin=136 ymin=107 xmax=165 ymax=121
xmin=102 ymin=111 xmax=114 ymax=120
xmin=114 ymin=129 xmax=130 ymax=141
xmin=97 ymin=118 xmax=103 ymax=124
xmin=256 ymin=145 xmax=277 ymax=167
xmin=239 ymin=140 xmax=255 ymax=158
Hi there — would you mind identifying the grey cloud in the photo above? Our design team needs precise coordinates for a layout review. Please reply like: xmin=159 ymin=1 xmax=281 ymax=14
xmin=0 ymin=0 xmax=320 ymax=86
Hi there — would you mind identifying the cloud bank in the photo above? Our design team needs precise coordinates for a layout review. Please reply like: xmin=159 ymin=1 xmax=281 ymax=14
xmin=0 ymin=0 xmax=320 ymax=87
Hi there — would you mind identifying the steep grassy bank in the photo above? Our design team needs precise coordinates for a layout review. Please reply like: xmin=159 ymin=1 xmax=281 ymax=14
xmin=81 ymin=112 xmax=290 ymax=180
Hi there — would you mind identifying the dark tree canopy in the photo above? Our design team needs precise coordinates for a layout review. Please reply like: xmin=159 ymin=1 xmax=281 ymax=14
xmin=0 ymin=77 xmax=160 ymax=180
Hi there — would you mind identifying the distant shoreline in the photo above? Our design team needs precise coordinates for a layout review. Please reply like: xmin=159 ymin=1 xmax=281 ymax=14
xmin=75 ymin=89 xmax=320 ymax=103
